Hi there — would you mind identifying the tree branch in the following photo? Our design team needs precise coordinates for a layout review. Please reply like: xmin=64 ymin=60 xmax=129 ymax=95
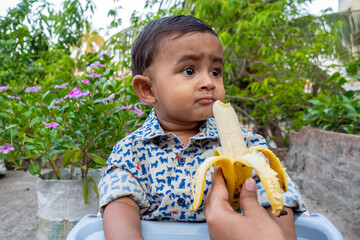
xmin=227 ymin=95 xmax=267 ymax=102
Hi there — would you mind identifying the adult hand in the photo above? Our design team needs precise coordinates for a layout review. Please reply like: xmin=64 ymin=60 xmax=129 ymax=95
xmin=204 ymin=166 xmax=286 ymax=240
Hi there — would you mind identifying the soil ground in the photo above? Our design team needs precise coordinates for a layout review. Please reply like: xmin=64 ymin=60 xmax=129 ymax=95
xmin=0 ymin=170 xmax=355 ymax=240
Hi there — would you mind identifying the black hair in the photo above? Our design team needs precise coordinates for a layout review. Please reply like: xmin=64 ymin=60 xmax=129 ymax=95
xmin=131 ymin=15 xmax=218 ymax=76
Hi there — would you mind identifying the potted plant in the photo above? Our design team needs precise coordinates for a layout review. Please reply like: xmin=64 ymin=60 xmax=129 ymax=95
xmin=0 ymin=51 xmax=148 ymax=238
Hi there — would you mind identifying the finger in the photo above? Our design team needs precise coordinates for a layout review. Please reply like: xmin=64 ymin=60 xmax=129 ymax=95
xmin=239 ymin=178 xmax=267 ymax=217
xmin=209 ymin=165 xmax=229 ymax=202
xmin=205 ymin=166 xmax=230 ymax=215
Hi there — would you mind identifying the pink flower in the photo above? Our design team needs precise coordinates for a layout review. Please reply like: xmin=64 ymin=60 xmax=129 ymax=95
xmin=86 ymin=66 xmax=93 ymax=74
xmin=97 ymin=50 xmax=111 ymax=58
xmin=0 ymin=144 xmax=15 ymax=154
xmin=42 ymin=121 xmax=59 ymax=129
xmin=64 ymin=88 xmax=89 ymax=99
xmin=119 ymin=105 xmax=133 ymax=110
xmin=140 ymin=100 xmax=149 ymax=105
xmin=7 ymin=95 xmax=21 ymax=100
xmin=125 ymin=131 xmax=131 ymax=136
xmin=0 ymin=86 xmax=9 ymax=92
xmin=130 ymin=107 xmax=143 ymax=117
xmin=81 ymin=79 xmax=90 ymax=84
xmin=85 ymin=73 xmax=102 ymax=78
xmin=55 ymin=98 xmax=65 ymax=104
xmin=54 ymin=83 xmax=69 ymax=89
xmin=90 ymin=73 xmax=102 ymax=78
xmin=25 ymin=86 xmax=42 ymax=93
xmin=36 ymin=102 xmax=46 ymax=106
xmin=134 ymin=108 xmax=142 ymax=117
xmin=90 ymin=61 xmax=106 ymax=68
xmin=94 ymin=93 xmax=115 ymax=103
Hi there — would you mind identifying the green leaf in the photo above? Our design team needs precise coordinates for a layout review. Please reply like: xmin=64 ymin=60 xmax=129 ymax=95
xmin=29 ymin=117 xmax=41 ymax=128
xmin=83 ymin=177 xmax=88 ymax=204
xmin=28 ymin=161 xmax=41 ymax=176
xmin=88 ymin=153 xmax=106 ymax=166
xmin=343 ymin=124 xmax=354 ymax=134
xmin=23 ymin=111 xmax=32 ymax=118
xmin=42 ymin=90 xmax=53 ymax=104
xmin=344 ymin=103 xmax=356 ymax=113
xmin=0 ymin=113 xmax=11 ymax=120
xmin=62 ymin=150 xmax=82 ymax=167
xmin=336 ymin=78 xmax=347 ymax=89
xmin=326 ymin=72 xmax=340 ymax=83
xmin=89 ymin=176 xmax=99 ymax=198
xmin=5 ymin=124 xmax=17 ymax=130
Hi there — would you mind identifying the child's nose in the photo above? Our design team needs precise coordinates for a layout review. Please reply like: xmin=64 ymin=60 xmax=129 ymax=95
xmin=199 ymin=74 xmax=216 ymax=90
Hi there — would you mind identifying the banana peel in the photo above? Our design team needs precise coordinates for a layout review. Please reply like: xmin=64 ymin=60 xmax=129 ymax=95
xmin=191 ymin=100 xmax=288 ymax=216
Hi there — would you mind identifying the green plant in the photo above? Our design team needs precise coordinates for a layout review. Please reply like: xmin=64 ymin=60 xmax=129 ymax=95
xmin=0 ymin=0 xmax=150 ymax=204
xmin=302 ymin=69 xmax=360 ymax=134
xmin=303 ymin=93 xmax=360 ymax=134
xmin=0 ymin=52 xmax=148 ymax=184
xmin=122 ymin=0 xmax=346 ymax=147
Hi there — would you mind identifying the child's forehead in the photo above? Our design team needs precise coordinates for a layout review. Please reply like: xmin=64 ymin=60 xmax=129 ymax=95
xmin=155 ymin=31 xmax=221 ymax=54
xmin=145 ymin=31 xmax=223 ymax=73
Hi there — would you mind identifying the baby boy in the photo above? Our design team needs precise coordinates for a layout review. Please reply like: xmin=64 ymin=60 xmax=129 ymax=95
xmin=98 ymin=15 xmax=306 ymax=239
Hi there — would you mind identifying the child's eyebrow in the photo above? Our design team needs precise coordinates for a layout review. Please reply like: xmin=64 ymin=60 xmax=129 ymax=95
xmin=176 ymin=54 xmax=224 ymax=67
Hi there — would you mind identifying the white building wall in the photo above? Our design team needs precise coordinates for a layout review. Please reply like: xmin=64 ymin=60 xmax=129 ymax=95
xmin=339 ymin=0 xmax=360 ymax=11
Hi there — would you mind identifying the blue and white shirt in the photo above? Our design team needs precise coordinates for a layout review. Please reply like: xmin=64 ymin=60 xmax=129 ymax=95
xmin=98 ymin=109 xmax=307 ymax=221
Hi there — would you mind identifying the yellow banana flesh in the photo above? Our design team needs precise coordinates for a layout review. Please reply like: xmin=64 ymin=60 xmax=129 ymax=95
xmin=191 ymin=101 xmax=288 ymax=216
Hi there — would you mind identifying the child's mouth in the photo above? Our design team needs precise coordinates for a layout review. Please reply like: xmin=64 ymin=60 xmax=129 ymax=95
xmin=197 ymin=97 xmax=214 ymax=104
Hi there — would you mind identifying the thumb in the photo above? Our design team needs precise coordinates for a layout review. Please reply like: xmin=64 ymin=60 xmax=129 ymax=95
xmin=206 ymin=166 xmax=229 ymax=204
xmin=239 ymin=178 xmax=265 ymax=216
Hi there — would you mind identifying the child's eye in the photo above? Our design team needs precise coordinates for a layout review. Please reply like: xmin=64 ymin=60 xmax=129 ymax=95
xmin=211 ymin=68 xmax=222 ymax=77
xmin=182 ymin=67 xmax=195 ymax=76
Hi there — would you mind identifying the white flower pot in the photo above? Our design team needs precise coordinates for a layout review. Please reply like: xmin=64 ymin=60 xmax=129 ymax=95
xmin=36 ymin=169 xmax=101 ymax=240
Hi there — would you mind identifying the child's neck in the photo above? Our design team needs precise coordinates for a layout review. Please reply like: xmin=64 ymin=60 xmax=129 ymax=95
xmin=167 ymin=128 xmax=198 ymax=147
xmin=160 ymin=120 xmax=201 ymax=147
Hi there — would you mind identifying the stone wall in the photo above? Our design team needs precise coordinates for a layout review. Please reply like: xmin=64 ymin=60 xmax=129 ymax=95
xmin=285 ymin=126 xmax=360 ymax=237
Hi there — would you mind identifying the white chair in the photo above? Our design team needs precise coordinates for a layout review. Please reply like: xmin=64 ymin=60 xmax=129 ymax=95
xmin=67 ymin=213 xmax=343 ymax=240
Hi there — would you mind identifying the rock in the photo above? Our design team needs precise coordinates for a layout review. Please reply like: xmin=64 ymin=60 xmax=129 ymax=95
xmin=285 ymin=126 xmax=360 ymax=240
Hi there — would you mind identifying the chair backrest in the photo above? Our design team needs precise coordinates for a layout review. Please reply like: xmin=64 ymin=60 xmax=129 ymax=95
xmin=66 ymin=213 xmax=344 ymax=240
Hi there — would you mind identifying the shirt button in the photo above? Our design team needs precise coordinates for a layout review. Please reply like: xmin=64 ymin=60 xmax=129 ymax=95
xmin=177 ymin=198 xmax=186 ymax=206
xmin=178 ymin=157 xmax=186 ymax=165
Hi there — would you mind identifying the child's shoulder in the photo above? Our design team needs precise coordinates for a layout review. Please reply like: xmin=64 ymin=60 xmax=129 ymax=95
xmin=113 ymin=131 xmax=138 ymax=148
xmin=240 ymin=126 xmax=267 ymax=147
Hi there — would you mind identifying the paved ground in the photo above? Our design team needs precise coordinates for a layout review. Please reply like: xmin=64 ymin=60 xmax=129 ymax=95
xmin=0 ymin=170 xmax=37 ymax=240
xmin=0 ymin=170 xmax=355 ymax=240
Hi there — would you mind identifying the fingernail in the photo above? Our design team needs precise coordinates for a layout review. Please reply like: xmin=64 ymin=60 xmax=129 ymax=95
xmin=244 ymin=178 xmax=256 ymax=191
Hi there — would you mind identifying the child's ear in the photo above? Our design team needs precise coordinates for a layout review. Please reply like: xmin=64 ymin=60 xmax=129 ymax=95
xmin=132 ymin=75 xmax=156 ymax=105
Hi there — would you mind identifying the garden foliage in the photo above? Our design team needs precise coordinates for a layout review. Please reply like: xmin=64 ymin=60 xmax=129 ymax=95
xmin=1 ymin=0 xmax=359 ymax=179
xmin=0 ymin=0 xmax=148 ymax=180
xmin=133 ymin=0 xmax=358 ymax=146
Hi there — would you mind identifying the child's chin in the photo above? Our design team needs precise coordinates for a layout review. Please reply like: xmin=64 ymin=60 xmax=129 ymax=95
xmin=197 ymin=112 xmax=213 ymax=121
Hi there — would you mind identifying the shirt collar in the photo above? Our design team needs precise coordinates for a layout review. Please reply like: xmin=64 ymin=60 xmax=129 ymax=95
xmin=135 ymin=109 xmax=219 ymax=141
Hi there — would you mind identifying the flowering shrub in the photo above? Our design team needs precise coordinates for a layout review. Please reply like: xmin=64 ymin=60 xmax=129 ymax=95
xmin=0 ymin=51 xmax=148 ymax=182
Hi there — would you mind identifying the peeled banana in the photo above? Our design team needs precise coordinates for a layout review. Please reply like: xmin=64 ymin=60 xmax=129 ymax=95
xmin=191 ymin=100 xmax=288 ymax=216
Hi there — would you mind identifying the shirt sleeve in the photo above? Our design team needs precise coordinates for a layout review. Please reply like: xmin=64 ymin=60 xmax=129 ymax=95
xmin=242 ymin=127 xmax=268 ymax=148
xmin=98 ymin=166 xmax=150 ymax=216
xmin=255 ymin=175 xmax=307 ymax=213
xmin=98 ymin=137 xmax=150 ymax=216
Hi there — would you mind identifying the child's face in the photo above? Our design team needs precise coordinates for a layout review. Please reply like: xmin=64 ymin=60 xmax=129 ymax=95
xmin=146 ymin=31 xmax=225 ymax=126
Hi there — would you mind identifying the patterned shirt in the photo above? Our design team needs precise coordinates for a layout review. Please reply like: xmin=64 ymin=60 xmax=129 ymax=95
xmin=98 ymin=109 xmax=307 ymax=221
